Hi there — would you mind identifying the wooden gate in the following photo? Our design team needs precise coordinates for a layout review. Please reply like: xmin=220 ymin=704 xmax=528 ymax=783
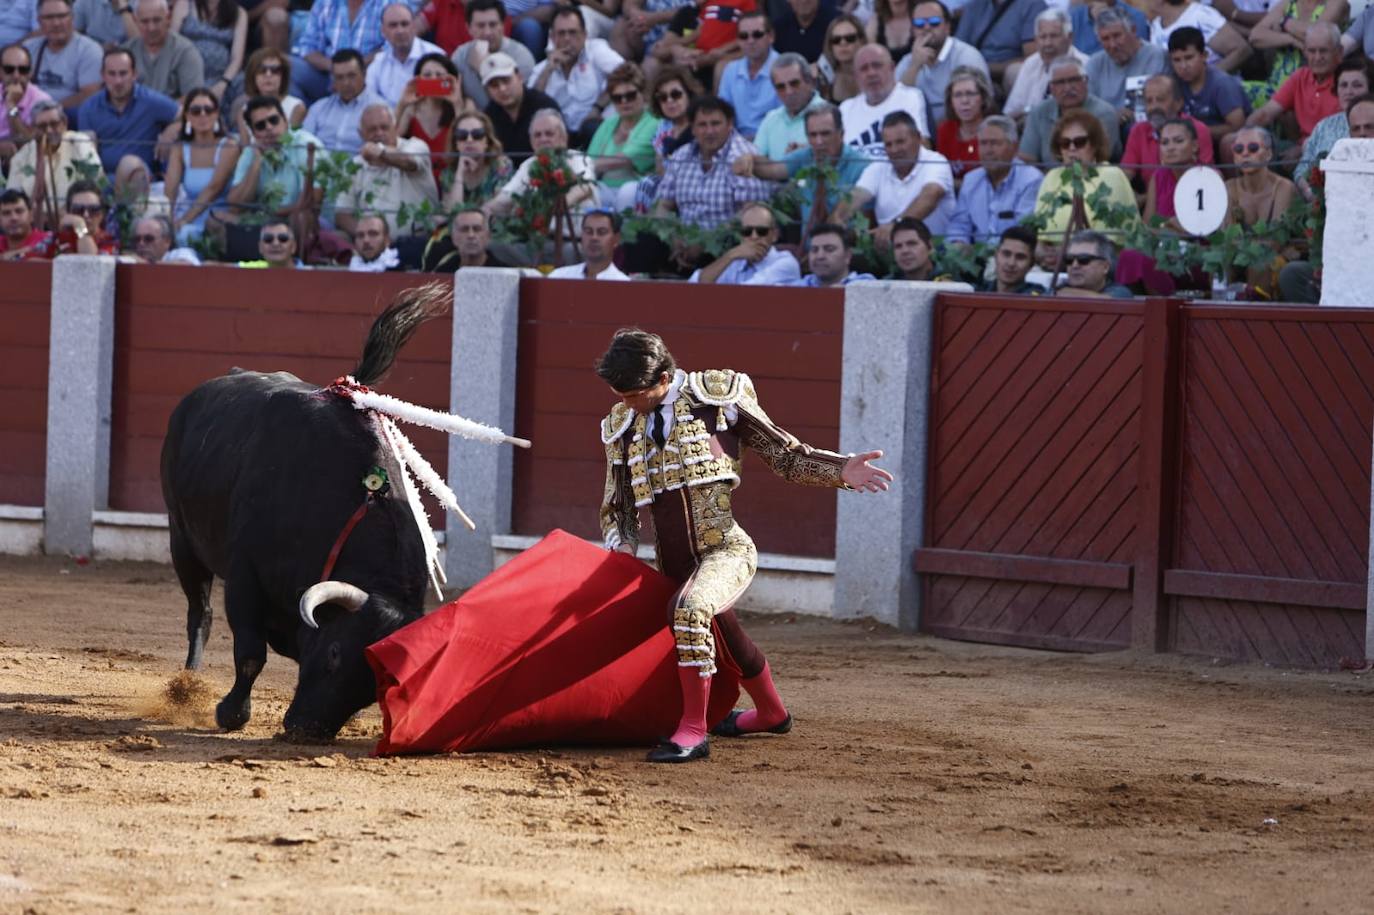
xmin=913 ymin=296 xmax=1174 ymax=652
xmin=915 ymin=295 xmax=1371 ymax=665
xmin=1163 ymin=306 xmax=1371 ymax=667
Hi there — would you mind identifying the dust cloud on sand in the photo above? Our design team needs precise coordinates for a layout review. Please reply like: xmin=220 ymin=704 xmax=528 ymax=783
xmin=130 ymin=669 xmax=219 ymax=728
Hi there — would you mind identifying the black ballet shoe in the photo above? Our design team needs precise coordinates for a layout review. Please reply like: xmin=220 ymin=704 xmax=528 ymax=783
xmin=645 ymin=738 xmax=710 ymax=763
xmin=711 ymin=710 xmax=793 ymax=738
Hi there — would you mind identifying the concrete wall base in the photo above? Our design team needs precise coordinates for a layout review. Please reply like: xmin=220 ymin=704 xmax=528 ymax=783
xmin=23 ymin=513 xmax=841 ymax=618
xmin=0 ymin=507 xmax=43 ymax=555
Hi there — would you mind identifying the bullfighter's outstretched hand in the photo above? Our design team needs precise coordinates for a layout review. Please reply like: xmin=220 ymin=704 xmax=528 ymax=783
xmin=842 ymin=450 xmax=895 ymax=493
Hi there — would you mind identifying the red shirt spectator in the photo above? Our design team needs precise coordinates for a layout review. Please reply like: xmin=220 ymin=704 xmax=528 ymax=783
xmin=419 ymin=0 xmax=474 ymax=54
xmin=935 ymin=119 xmax=981 ymax=180
xmin=0 ymin=227 xmax=56 ymax=260
xmin=1270 ymin=67 xmax=1341 ymax=141
xmin=669 ymin=0 xmax=758 ymax=53
xmin=0 ymin=189 xmax=55 ymax=261
xmin=1122 ymin=116 xmax=1215 ymax=179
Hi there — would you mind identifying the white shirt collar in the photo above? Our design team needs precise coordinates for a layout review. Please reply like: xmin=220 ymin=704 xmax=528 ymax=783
xmin=660 ymin=369 xmax=686 ymax=408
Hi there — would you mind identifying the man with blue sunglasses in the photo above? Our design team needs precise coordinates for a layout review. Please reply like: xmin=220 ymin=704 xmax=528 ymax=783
xmin=895 ymin=0 xmax=990 ymax=126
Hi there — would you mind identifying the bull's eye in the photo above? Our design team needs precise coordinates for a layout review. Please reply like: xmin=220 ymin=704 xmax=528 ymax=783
xmin=326 ymin=642 xmax=342 ymax=673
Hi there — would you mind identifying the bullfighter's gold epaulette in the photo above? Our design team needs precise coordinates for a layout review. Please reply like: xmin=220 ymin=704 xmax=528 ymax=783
xmin=601 ymin=401 xmax=634 ymax=444
xmin=685 ymin=370 xmax=758 ymax=431
xmin=685 ymin=369 xmax=756 ymax=408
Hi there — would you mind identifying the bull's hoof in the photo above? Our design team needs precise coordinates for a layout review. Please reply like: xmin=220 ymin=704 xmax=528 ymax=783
xmin=216 ymin=697 xmax=251 ymax=731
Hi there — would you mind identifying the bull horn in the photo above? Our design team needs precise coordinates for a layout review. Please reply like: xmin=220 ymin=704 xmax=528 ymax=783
xmin=299 ymin=581 xmax=370 ymax=629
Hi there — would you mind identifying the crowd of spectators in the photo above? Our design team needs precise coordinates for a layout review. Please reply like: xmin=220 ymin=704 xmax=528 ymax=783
xmin=1 ymin=0 xmax=1372 ymax=299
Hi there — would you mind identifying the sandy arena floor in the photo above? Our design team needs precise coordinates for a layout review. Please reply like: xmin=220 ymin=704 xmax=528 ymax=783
xmin=0 ymin=554 xmax=1371 ymax=914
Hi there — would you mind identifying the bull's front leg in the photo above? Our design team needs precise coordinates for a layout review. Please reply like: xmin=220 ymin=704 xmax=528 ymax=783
xmin=218 ymin=571 xmax=268 ymax=731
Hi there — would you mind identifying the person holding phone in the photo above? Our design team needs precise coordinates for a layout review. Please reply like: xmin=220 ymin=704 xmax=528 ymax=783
xmin=397 ymin=52 xmax=468 ymax=184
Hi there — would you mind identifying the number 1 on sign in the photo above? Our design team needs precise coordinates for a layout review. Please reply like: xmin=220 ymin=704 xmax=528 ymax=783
xmin=1174 ymin=166 xmax=1226 ymax=236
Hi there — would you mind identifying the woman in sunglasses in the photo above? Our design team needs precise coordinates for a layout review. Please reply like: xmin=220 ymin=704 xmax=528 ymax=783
xmin=1224 ymin=125 xmax=1298 ymax=289
xmin=1032 ymin=109 xmax=1138 ymax=244
xmin=441 ymin=109 xmax=512 ymax=210
xmin=232 ymin=48 xmax=304 ymax=137
xmin=397 ymin=52 xmax=470 ymax=187
xmin=56 ymin=180 xmax=118 ymax=256
xmin=818 ymin=14 xmax=865 ymax=103
xmin=588 ymin=63 xmax=660 ymax=210
xmin=164 ymin=87 xmax=240 ymax=243
xmin=631 ymin=66 xmax=701 ymax=211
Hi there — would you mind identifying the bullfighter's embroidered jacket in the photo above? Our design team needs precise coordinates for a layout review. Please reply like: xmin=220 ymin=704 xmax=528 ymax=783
xmin=599 ymin=368 xmax=850 ymax=580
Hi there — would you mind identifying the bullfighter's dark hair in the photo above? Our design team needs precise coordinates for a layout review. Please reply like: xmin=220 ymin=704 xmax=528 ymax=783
xmin=595 ymin=329 xmax=677 ymax=392
xmin=352 ymin=282 xmax=452 ymax=387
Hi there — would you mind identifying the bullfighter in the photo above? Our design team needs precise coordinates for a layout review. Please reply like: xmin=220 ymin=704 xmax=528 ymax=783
xmin=596 ymin=329 xmax=893 ymax=763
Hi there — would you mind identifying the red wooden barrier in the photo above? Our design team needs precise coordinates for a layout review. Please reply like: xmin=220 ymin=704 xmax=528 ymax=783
xmin=511 ymin=278 xmax=845 ymax=557
xmin=914 ymin=294 xmax=1156 ymax=652
xmin=0 ymin=262 xmax=52 ymax=507
xmin=1164 ymin=306 xmax=1372 ymax=667
xmin=917 ymin=295 xmax=1371 ymax=668
xmin=108 ymin=265 xmax=452 ymax=516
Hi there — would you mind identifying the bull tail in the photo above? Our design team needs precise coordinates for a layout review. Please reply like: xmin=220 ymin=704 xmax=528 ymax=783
xmin=351 ymin=282 xmax=452 ymax=387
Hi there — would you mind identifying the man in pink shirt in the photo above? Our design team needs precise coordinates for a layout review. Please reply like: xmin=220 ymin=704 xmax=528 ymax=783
xmin=1 ymin=43 xmax=55 ymax=159
xmin=1121 ymin=73 xmax=1213 ymax=183
xmin=1247 ymin=22 xmax=1342 ymax=143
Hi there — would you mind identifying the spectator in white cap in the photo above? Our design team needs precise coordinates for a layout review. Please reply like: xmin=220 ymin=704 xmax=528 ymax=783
xmin=481 ymin=49 xmax=561 ymax=165
xmin=451 ymin=0 xmax=536 ymax=110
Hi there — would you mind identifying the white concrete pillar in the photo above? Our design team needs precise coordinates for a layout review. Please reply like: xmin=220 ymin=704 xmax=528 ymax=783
xmin=1318 ymin=139 xmax=1374 ymax=307
xmin=43 ymin=256 xmax=118 ymax=557
xmin=832 ymin=281 xmax=969 ymax=629
xmin=444 ymin=268 xmax=523 ymax=588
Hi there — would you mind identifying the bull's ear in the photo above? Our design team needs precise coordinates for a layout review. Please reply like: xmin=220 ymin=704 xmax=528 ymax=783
xmin=299 ymin=582 xmax=369 ymax=628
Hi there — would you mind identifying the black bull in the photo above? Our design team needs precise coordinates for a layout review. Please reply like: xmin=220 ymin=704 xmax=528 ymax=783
xmin=160 ymin=286 xmax=448 ymax=740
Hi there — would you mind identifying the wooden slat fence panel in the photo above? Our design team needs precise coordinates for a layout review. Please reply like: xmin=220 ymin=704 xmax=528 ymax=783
xmin=0 ymin=262 xmax=52 ymax=507
xmin=916 ymin=295 xmax=1148 ymax=651
xmin=1166 ymin=307 xmax=1373 ymax=666
xmin=511 ymin=278 xmax=844 ymax=557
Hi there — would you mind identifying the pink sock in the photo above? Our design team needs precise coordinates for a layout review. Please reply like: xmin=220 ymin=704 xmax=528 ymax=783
xmin=734 ymin=661 xmax=788 ymax=732
xmin=668 ymin=666 xmax=710 ymax=747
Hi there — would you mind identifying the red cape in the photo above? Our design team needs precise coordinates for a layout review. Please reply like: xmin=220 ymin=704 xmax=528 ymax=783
xmin=366 ymin=529 xmax=741 ymax=756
